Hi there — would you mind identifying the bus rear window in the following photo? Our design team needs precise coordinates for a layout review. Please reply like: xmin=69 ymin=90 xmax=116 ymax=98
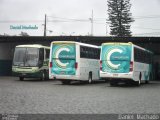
xmin=101 ymin=44 xmax=132 ymax=61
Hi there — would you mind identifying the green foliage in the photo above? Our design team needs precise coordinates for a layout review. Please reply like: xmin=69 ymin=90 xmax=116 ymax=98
xmin=107 ymin=0 xmax=134 ymax=37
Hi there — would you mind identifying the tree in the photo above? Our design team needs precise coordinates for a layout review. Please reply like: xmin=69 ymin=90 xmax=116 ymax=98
xmin=107 ymin=0 xmax=134 ymax=37
xmin=19 ymin=31 xmax=29 ymax=36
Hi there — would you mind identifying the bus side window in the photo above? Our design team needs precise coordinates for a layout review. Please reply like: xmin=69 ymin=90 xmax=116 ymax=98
xmin=39 ymin=48 xmax=44 ymax=67
xmin=96 ymin=48 xmax=100 ymax=59
xmin=98 ymin=49 xmax=101 ymax=59
xmin=80 ymin=46 xmax=85 ymax=58
xmin=134 ymin=48 xmax=140 ymax=62
xmin=91 ymin=48 xmax=94 ymax=59
xmin=88 ymin=48 xmax=91 ymax=58
xmin=96 ymin=48 xmax=99 ymax=59
xmin=83 ymin=47 xmax=87 ymax=58
xmin=45 ymin=49 xmax=50 ymax=59
xmin=93 ymin=48 xmax=96 ymax=59
xmin=85 ymin=47 xmax=88 ymax=58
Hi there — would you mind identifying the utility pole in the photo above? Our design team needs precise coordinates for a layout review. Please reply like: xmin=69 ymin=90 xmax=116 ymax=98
xmin=44 ymin=14 xmax=47 ymax=37
xmin=89 ymin=10 xmax=94 ymax=36
xmin=106 ymin=24 xmax=108 ymax=36
xmin=91 ymin=10 xmax=93 ymax=36
xmin=106 ymin=22 xmax=109 ymax=36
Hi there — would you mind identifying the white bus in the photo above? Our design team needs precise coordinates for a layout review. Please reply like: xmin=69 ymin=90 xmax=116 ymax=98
xmin=12 ymin=44 xmax=50 ymax=81
xmin=49 ymin=41 xmax=100 ymax=84
xmin=100 ymin=42 xmax=153 ymax=86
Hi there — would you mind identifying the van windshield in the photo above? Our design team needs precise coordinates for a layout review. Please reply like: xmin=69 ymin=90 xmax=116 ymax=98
xmin=13 ymin=47 xmax=39 ymax=67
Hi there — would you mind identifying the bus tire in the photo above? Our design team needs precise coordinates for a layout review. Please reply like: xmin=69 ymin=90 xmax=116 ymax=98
xmin=19 ymin=77 xmax=24 ymax=81
xmin=135 ymin=73 xmax=141 ymax=86
xmin=145 ymin=80 xmax=149 ymax=84
xmin=146 ymin=73 xmax=151 ymax=84
xmin=88 ymin=72 xmax=92 ymax=84
xmin=41 ymin=71 xmax=46 ymax=81
xmin=105 ymin=79 xmax=109 ymax=83
xmin=61 ymin=80 xmax=71 ymax=85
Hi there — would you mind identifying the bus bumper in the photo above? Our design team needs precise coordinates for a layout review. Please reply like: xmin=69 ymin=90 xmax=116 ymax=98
xmin=12 ymin=71 xmax=42 ymax=78
xmin=100 ymin=71 xmax=133 ymax=80
xmin=49 ymin=74 xmax=80 ymax=81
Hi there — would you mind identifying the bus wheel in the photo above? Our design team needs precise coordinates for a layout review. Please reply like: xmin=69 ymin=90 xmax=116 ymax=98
xmin=19 ymin=77 xmax=24 ymax=81
xmin=61 ymin=80 xmax=71 ymax=85
xmin=146 ymin=73 xmax=151 ymax=84
xmin=41 ymin=71 xmax=46 ymax=81
xmin=105 ymin=79 xmax=109 ymax=83
xmin=135 ymin=73 xmax=141 ymax=86
xmin=145 ymin=80 xmax=149 ymax=84
xmin=88 ymin=73 xmax=92 ymax=84
xmin=149 ymin=73 xmax=152 ymax=81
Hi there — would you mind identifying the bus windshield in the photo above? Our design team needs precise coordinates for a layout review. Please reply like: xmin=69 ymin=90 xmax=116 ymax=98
xmin=101 ymin=44 xmax=132 ymax=73
xmin=13 ymin=47 xmax=39 ymax=67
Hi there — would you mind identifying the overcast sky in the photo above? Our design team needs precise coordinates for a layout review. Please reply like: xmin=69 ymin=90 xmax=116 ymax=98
xmin=0 ymin=0 xmax=160 ymax=36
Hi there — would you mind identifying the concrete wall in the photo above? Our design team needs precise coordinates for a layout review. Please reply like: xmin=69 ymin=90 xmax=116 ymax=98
xmin=0 ymin=43 xmax=16 ymax=76
xmin=0 ymin=43 xmax=15 ymax=60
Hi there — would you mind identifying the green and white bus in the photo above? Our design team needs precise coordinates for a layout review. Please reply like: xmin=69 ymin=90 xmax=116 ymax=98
xmin=49 ymin=41 xmax=100 ymax=84
xmin=100 ymin=42 xmax=153 ymax=86
xmin=12 ymin=44 xmax=50 ymax=81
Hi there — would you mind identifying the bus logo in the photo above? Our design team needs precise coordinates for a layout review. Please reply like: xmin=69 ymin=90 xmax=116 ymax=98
xmin=55 ymin=47 xmax=70 ymax=68
xmin=52 ymin=44 xmax=76 ymax=69
xmin=106 ymin=48 xmax=123 ymax=69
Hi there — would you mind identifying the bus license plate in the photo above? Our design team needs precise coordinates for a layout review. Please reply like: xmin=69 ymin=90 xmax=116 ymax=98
xmin=113 ymin=74 xmax=118 ymax=77
xmin=60 ymin=71 xmax=65 ymax=74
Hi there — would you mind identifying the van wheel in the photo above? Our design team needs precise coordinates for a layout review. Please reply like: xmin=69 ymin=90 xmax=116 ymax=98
xmin=19 ymin=77 xmax=24 ymax=81
xmin=61 ymin=80 xmax=71 ymax=85
xmin=88 ymin=73 xmax=92 ymax=84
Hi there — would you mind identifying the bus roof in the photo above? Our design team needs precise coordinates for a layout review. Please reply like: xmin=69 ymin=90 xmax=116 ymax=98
xmin=16 ymin=44 xmax=50 ymax=49
xmin=102 ymin=42 xmax=133 ymax=46
xmin=102 ymin=42 xmax=153 ymax=54
xmin=51 ymin=41 xmax=100 ymax=48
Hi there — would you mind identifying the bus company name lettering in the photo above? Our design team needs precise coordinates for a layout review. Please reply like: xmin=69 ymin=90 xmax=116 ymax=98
xmin=59 ymin=55 xmax=75 ymax=59
xmin=112 ymin=56 xmax=129 ymax=60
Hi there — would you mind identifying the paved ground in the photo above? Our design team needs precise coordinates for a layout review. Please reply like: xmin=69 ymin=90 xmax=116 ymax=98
xmin=0 ymin=77 xmax=160 ymax=114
